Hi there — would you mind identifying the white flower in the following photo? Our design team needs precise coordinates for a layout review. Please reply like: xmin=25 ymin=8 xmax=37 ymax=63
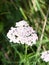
xmin=7 ymin=20 xmax=38 ymax=46
xmin=15 ymin=20 xmax=29 ymax=27
xmin=41 ymin=50 xmax=49 ymax=62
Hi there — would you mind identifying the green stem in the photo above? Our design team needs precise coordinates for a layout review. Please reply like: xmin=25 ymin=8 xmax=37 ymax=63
xmin=19 ymin=7 xmax=28 ymax=20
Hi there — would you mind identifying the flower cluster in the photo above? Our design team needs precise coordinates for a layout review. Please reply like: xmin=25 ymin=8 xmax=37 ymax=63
xmin=7 ymin=20 xmax=38 ymax=46
xmin=41 ymin=50 xmax=49 ymax=62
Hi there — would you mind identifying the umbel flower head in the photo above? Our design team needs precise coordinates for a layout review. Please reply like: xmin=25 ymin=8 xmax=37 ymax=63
xmin=41 ymin=50 xmax=49 ymax=62
xmin=7 ymin=20 xmax=38 ymax=46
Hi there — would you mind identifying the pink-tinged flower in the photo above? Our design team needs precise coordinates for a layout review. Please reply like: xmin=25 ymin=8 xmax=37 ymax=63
xmin=41 ymin=50 xmax=49 ymax=62
xmin=15 ymin=20 xmax=29 ymax=27
xmin=7 ymin=20 xmax=38 ymax=46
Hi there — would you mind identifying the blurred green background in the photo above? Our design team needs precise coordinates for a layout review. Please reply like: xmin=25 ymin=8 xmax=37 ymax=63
xmin=0 ymin=0 xmax=49 ymax=65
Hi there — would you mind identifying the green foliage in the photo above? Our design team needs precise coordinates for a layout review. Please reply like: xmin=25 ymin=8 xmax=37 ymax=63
xmin=0 ymin=0 xmax=49 ymax=65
